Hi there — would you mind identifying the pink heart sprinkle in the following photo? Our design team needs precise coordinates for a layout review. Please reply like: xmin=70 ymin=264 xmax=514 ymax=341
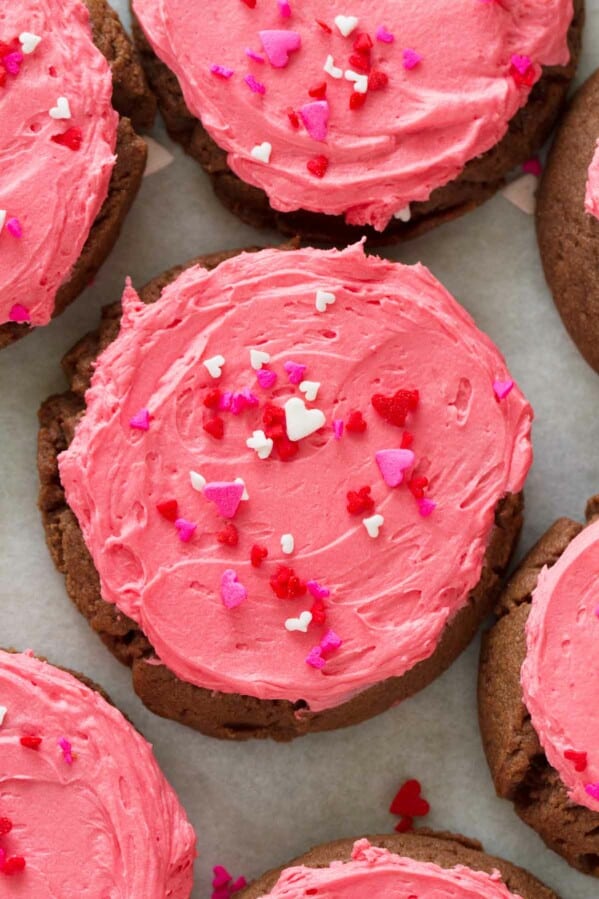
xmin=305 ymin=646 xmax=325 ymax=669
xmin=418 ymin=498 xmax=437 ymax=518
xmin=284 ymin=360 xmax=306 ymax=384
xmin=129 ymin=408 xmax=150 ymax=430
xmin=58 ymin=737 xmax=73 ymax=765
xmin=244 ymin=74 xmax=266 ymax=94
xmin=511 ymin=54 xmax=532 ymax=75
xmin=320 ymin=630 xmax=342 ymax=653
xmin=402 ymin=48 xmax=422 ymax=70
xmin=585 ymin=783 xmax=599 ymax=801
xmin=210 ymin=64 xmax=234 ymax=78
xmin=8 ymin=303 xmax=30 ymax=323
xmin=218 ymin=391 xmax=233 ymax=411
xmin=277 ymin=0 xmax=291 ymax=18
xmin=6 ymin=217 xmax=22 ymax=238
xmin=522 ymin=157 xmax=542 ymax=177
xmin=221 ymin=569 xmax=248 ymax=609
xmin=256 ymin=368 xmax=277 ymax=389
xmin=0 ymin=848 xmax=5 ymax=869
xmin=307 ymin=580 xmax=330 ymax=600
xmin=375 ymin=449 xmax=415 ymax=487
xmin=4 ymin=52 xmax=23 ymax=75
xmin=245 ymin=48 xmax=264 ymax=63
xmin=231 ymin=388 xmax=259 ymax=415
xmin=299 ymin=100 xmax=329 ymax=142
xmin=376 ymin=25 xmax=395 ymax=43
xmin=212 ymin=866 xmax=231 ymax=889
xmin=493 ymin=379 xmax=514 ymax=400
xmin=175 ymin=518 xmax=197 ymax=542
xmin=259 ymin=30 xmax=301 ymax=68
xmin=332 ymin=419 xmax=344 ymax=439
xmin=204 ymin=481 xmax=245 ymax=519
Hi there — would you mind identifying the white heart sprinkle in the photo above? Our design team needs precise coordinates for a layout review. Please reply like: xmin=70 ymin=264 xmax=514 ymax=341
xmin=246 ymin=429 xmax=274 ymax=459
xmin=203 ymin=354 xmax=225 ymax=378
xmin=394 ymin=205 xmax=411 ymax=222
xmin=363 ymin=513 xmax=384 ymax=538
xmin=234 ymin=477 xmax=250 ymax=500
xmin=0 ymin=706 xmax=6 ymax=726
xmin=285 ymin=611 xmax=312 ymax=633
xmin=335 ymin=14 xmax=359 ymax=37
xmin=315 ymin=289 xmax=336 ymax=313
xmin=250 ymin=349 xmax=271 ymax=370
xmin=345 ymin=70 xmax=368 ymax=93
xmin=49 ymin=96 xmax=71 ymax=119
xmin=323 ymin=54 xmax=343 ymax=79
xmin=299 ymin=380 xmax=320 ymax=402
xmin=251 ymin=141 xmax=272 ymax=164
xmin=501 ymin=174 xmax=537 ymax=216
xmin=190 ymin=471 xmax=206 ymax=491
xmin=19 ymin=31 xmax=42 ymax=54
xmin=281 ymin=533 xmax=294 ymax=554
xmin=0 ymin=211 xmax=6 ymax=233
xmin=284 ymin=396 xmax=326 ymax=442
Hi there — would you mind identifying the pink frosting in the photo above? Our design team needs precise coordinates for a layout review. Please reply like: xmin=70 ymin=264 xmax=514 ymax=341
xmin=59 ymin=244 xmax=532 ymax=713
xmin=255 ymin=838 xmax=524 ymax=899
xmin=585 ymin=140 xmax=599 ymax=219
xmin=0 ymin=0 xmax=117 ymax=327
xmin=133 ymin=0 xmax=572 ymax=230
xmin=0 ymin=649 xmax=195 ymax=894
xmin=522 ymin=517 xmax=599 ymax=813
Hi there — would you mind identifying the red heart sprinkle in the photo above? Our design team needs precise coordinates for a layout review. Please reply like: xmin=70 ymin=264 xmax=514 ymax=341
xmin=346 ymin=485 xmax=374 ymax=515
xmin=353 ymin=33 xmax=373 ymax=53
xmin=349 ymin=91 xmax=367 ymax=110
xmin=250 ymin=544 xmax=268 ymax=567
xmin=394 ymin=816 xmax=414 ymax=833
xmin=0 ymin=818 xmax=13 ymax=837
xmin=50 ymin=127 xmax=83 ymax=151
xmin=369 ymin=70 xmax=389 ymax=91
xmin=20 ymin=736 xmax=42 ymax=750
xmin=203 ymin=389 xmax=221 ymax=409
xmin=510 ymin=64 xmax=535 ymax=87
xmin=2 ymin=857 xmax=26 ymax=876
xmin=346 ymin=411 xmax=367 ymax=433
xmin=309 ymin=82 xmax=327 ymax=99
xmin=349 ymin=53 xmax=371 ymax=74
xmin=316 ymin=19 xmax=332 ymax=33
xmin=156 ymin=499 xmax=179 ymax=522
xmin=0 ymin=64 xmax=6 ymax=88
xmin=389 ymin=779 xmax=430 ymax=818
xmin=307 ymin=155 xmax=329 ymax=178
xmin=408 ymin=476 xmax=428 ymax=500
xmin=240 ymin=0 xmax=256 ymax=7
xmin=203 ymin=417 xmax=225 ymax=439
xmin=274 ymin=435 xmax=299 ymax=461
xmin=269 ymin=565 xmax=306 ymax=599
xmin=217 ymin=523 xmax=239 ymax=547
xmin=310 ymin=597 xmax=327 ymax=625
xmin=565 ymin=750 xmax=588 ymax=772
xmin=371 ymin=389 xmax=419 ymax=427
xmin=401 ymin=431 xmax=414 ymax=449
xmin=287 ymin=108 xmax=300 ymax=129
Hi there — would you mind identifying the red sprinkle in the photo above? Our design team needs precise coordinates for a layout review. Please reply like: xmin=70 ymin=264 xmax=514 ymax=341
xmin=510 ymin=64 xmax=535 ymax=87
xmin=204 ymin=417 xmax=225 ymax=439
xmin=20 ymin=736 xmax=42 ymax=750
xmin=2 ymin=857 xmax=26 ymax=876
xmin=0 ymin=64 xmax=6 ymax=88
xmin=250 ymin=544 xmax=268 ymax=567
xmin=240 ymin=0 xmax=256 ymax=7
xmin=263 ymin=403 xmax=286 ymax=439
xmin=287 ymin=108 xmax=300 ymax=129
xmin=349 ymin=91 xmax=367 ymax=110
xmin=274 ymin=435 xmax=299 ymax=461
xmin=217 ymin=523 xmax=239 ymax=547
xmin=346 ymin=485 xmax=375 ymax=515
xmin=270 ymin=565 xmax=306 ymax=599
xmin=346 ymin=411 xmax=367 ymax=433
xmin=0 ymin=819 xmax=13 ymax=837
xmin=408 ymin=475 xmax=428 ymax=500
xmin=50 ymin=127 xmax=83 ymax=151
xmin=565 ymin=750 xmax=588 ymax=772
xmin=394 ymin=816 xmax=414 ymax=833
xmin=349 ymin=53 xmax=371 ymax=74
xmin=310 ymin=597 xmax=327 ymax=626
xmin=353 ymin=33 xmax=373 ymax=53
xmin=203 ymin=389 xmax=222 ymax=409
xmin=401 ymin=431 xmax=414 ymax=449
xmin=307 ymin=155 xmax=329 ymax=178
xmin=389 ymin=779 xmax=430 ymax=818
xmin=371 ymin=389 xmax=419 ymax=427
xmin=316 ymin=19 xmax=332 ymax=33
xmin=157 ymin=499 xmax=179 ymax=522
xmin=309 ymin=81 xmax=327 ymax=99
xmin=368 ymin=70 xmax=389 ymax=91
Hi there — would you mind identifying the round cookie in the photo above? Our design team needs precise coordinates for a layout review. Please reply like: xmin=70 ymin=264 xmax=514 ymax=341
xmin=479 ymin=495 xmax=599 ymax=876
xmin=132 ymin=0 xmax=583 ymax=245
xmin=39 ymin=243 xmax=532 ymax=741
xmin=537 ymin=69 xmax=599 ymax=374
xmin=0 ymin=648 xmax=195 ymax=893
xmin=0 ymin=0 xmax=155 ymax=350
xmin=238 ymin=831 xmax=558 ymax=899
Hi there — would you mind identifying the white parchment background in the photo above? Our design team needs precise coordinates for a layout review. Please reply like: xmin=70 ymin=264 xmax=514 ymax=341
xmin=1 ymin=3 xmax=599 ymax=897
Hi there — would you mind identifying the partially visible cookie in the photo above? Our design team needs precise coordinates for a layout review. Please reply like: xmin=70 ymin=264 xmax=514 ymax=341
xmin=239 ymin=831 xmax=558 ymax=899
xmin=537 ymin=69 xmax=599 ymax=374
xmin=0 ymin=0 xmax=154 ymax=350
xmin=0 ymin=647 xmax=195 ymax=893
xmin=479 ymin=495 xmax=599 ymax=876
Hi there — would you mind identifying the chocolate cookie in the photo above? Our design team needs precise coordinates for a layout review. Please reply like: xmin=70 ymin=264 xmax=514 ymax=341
xmin=38 ymin=245 xmax=526 ymax=741
xmin=239 ymin=831 xmax=558 ymax=899
xmin=479 ymin=495 xmax=599 ymax=876
xmin=132 ymin=0 xmax=583 ymax=245
xmin=537 ymin=70 xmax=599 ymax=374
xmin=0 ymin=0 xmax=155 ymax=351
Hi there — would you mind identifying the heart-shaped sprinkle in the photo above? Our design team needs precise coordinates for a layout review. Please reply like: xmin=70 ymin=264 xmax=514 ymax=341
xmin=8 ymin=304 xmax=30 ymax=323
xmin=204 ymin=481 xmax=245 ymax=519
xmin=284 ymin=360 xmax=307 ymax=384
xmin=244 ymin=74 xmax=266 ymax=93
xmin=0 ymin=706 xmax=7 ymax=727
xmin=418 ymin=498 xmax=436 ymax=517
xmin=332 ymin=419 xmax=344 ymax=439
xmin=256 ymin=368 xmax=277 ymax=389
xmin=323 ymin=54 xmax=343 ymax=79
xmin=51 ymin=126 xmax=83 ymax=151
xmin=315 ymin=289 xmax=336 ymax=312
xmin=307 ymin=155 xmax=329 ymax=178
xmin=511 ymin=53 xmax=532 ymax=75
xmin=19 ymin=32 xmax=42 ymax=54
xmin=363 ymin=513 xmax=384 ymax=538
xmin=389 ymin=779 xmax=430 ymax=818
xmin=217 ymin=522 xmax=239 ymax=546
xmin=251 ymin=141 xmax=272 ymax=163
xmin=211 ymin=63 xmax=234 ymax=78
xmin=3 ymin=52 xmax=23 ymax=75
xmin=6 ymin=217 xmax=22 ymax=238
xmin=376 ymin=25 xmax=394 ymax=43
xmin=221 ymin=569 xmax=248 ymax=609
xmin=299 ymin=380 xmax=320 ymax=401
xmin=402 ymin=48 xmax=422 ymax=70
xmin=320 ymin=630 xmax=342 ymax=653
xmin=277 ymin=0 xmax=291 ymax=18
xmin=259 ymin=29 xmax=301 ymax=68
xmin=203 ymin=354 xmax=225 ymax=378
xmin=175 ymin=518 xmax=196 ymax=542
xmin=565 ymin=750 xmax=588 ymax=772
xmin=235 ymin=477 xmax=250 ymax=500
xmin=311 ymin=597 xmax=327 ymax=625
xmin=49 ymin=96 xmax=71 ymax=119
xmin=371 ymin=389 xmax=419 ymax=427
xmin=250 ymin=348 xmax=271 ymax=369
xmin=190 ymin=471 xmax=207 ymax=491
xmin=309 ymin=82 xmax=327 ymax=99
xmin=20 ymin=735 xmax=42 ymax=750
xmin=346 ymin=411 xmax=367 ymax=433
xmin=347 ymin=485 xmax=374 ymax=515
xmin=394 ymin=816 xmax=414 ymax=833
xmin=129 ymin=408 xmax=150 ymax=431
xmin=585 ymin=783 xmax=599 ymax=801
xmin=0 ymin=210 xmax=6 ymax=232
xmin=284 ymin=397 xmax=325 ymax=442
xmin=493 ymin=379 xmax=514 ymax=400
xmin=0 ymin=818 xmax=12 ymax=836
xmin=345 ymin=70 xmax=368 ymax=93
xmin=156 ymin=499 xmax=179 ymax=521
xmin=298 ymin=100 xmax=329 ymax=141
xmin=285 ymin=610 xmax=312 ymax=632
xmin=307 ymin=580 xmax=330 ymax=600
xmin=335 ymin=14 xmax=359 ymax=37
xmin=281 ymin=533 xmax=294 ymax=554
xmin=375 ymin=448 xmax=415 ymax=487
xmin=203 ymin=417 xmax=225 ymax=439
xmin=394 ymin=205 xmax=411 ymax=222
xmin=305 ymin=646 xmax=325 ymax=669
xmin=246 ymin=429 xmax=274 ymax=459
xmin=250 ymin=544 xmax=268 ymax=567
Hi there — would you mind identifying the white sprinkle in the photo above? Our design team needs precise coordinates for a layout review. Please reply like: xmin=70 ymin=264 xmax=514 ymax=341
xmin=284 ymin=397 xmax=326 ymax=442
xmin=203 ymin=354 xmax=225 ymax=378
xmin=246 ymin=429 xmax=274 ymax=459
xmin=0 ymin=211 xmax=6 ymax=233
xmin=250 ymin=349 xmax=271 ymax=370
xmin=281 ymin=533 xmax=295 ymax=554
xmin=299 ymin=380 xmax=320 ymax=402
xmin=19 ymin=32 xmax=42 ymax=54
xmin=345 ymin=70 xmax=368 ymax=93
xmin=323 ymin=54 xmax=343 ymax=79
xmin=190 ymin=471 xmax=206 ymax=492
xmin=49 ymin=96 xmax=71 ymax=119
xmin=0 ymin=706 xmax=7 ymax=726
xmin=334 ymin=14 xmax=359 ymax=37
xmin=363 ymin=514 xmax=384 ymax=538
xmin=285 ymin=611 xmax=312 ymax=632
xmin=234 ymin=477 xmax=249 ymax=500
xmin=251 ymin=141 xmax=272 ymax=164
xmin=394 ymin=205 xmax=411 ymax=223
xmin=315 ymin=289 xmax=336 ymax=312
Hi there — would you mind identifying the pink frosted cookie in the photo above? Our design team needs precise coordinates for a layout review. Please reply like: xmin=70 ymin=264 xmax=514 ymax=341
xmin=132 ymin=0 xmax=580 ymax=242
xmin=43 ymin=243 xmax=532 ymax=740
xmin=0 ymin=0 xmax=153 ymax=350
xmin=0 ymin=648 xmax=195 ymax=893
xmin=479 ymin=496 xmax=599 ymax=875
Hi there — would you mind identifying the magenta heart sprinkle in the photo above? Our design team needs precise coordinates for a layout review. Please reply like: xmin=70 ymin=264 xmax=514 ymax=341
xmin=175 ymin=518 xmax=197 ymax=542
xmin=305 ymin=646 xmax=325 ymax=669
xmin=256 ymin=368 xmax=277 ymax=389
xmin=8 ymin=303 xmax=30 ymax=323
xmin=129 ymin=408 xmax=150 ymax=431
xmin=284 ymin=360 xmax=306 ymax=384
xmin=259 ymin=29 xmax=301 ymax=68
xmin=307 ymin=580 xmax=330 ymax=600
xmin=376 ymin=25 xmax=395 ymax=43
